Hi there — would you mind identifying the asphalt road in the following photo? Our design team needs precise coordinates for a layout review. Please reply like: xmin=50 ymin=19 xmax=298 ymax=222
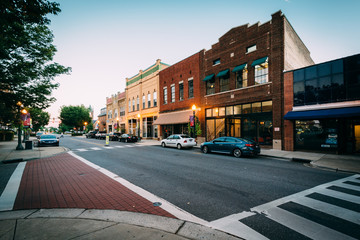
xmin=60 ymin=136 xmax=350 ymax=222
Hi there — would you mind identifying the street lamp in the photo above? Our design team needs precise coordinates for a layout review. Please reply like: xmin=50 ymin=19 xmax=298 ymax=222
xmin=116 ymin=118 xmax=119 ymax=132
xmin=137 ymin=114 xmax=141 ymax=138
xmin=16 ymin=101 xmax=24 ymax=150
xmin=84 ymin=122 xmax=88 ymax=133
xmin=192 ymin=104 xmax=196 ymax=139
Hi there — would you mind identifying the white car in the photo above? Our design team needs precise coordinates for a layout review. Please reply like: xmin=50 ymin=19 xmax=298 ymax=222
xmin=161 ymin=134 xmax=196 ymax=149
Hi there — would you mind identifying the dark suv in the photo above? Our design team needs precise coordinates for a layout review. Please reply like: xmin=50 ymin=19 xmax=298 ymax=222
xmin=86 ymin=131 xmax=97 ymax=138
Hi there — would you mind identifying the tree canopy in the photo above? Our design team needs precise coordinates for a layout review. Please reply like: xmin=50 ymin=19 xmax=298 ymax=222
xmin=28 ymin=107 xmax=50 ymax=132
xmin=59 ymin=105 xmax=92 ymax=131
xmin=0 ymin=0 xmax=71 ymax=125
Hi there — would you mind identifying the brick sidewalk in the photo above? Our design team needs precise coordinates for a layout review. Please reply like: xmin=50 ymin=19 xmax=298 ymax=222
xmin=13 ymin=153 xmax=175 ymax=218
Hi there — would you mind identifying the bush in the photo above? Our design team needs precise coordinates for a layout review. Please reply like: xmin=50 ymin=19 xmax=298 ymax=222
xmin=0 ymin=131 xmax=14 ymax=141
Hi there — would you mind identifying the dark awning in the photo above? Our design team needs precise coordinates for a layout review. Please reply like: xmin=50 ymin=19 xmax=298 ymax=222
xmin=251 ymin=57 xmax=268 ymax=67
xmin=232 ymin=63 xmax=247 ymax=73
xmin=203 ymin=74 xmax=215 ymax=81
xmin=216 ymin=69 xmax=229 ymax=78
xmin=284 ymin=107 xmax=360 ymax=120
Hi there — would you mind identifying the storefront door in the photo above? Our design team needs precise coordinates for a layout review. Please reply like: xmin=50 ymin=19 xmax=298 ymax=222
xmin=355 ymin=125 xmax=360 ymax=152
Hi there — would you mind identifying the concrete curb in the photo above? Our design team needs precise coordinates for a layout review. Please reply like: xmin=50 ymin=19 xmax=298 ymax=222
xmin=0 ymin=209 xmax=243 ymax=240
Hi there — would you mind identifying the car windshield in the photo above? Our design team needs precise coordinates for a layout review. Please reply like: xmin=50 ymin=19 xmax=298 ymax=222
xmin=41 ymin=135 xmax=56 ymax=139
xmin=36 ymin=132 xmax=43 ymax=136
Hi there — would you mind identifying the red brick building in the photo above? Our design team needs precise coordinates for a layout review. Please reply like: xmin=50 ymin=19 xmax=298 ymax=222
xmin=201 ymin=11 xmax=314 ymax=149
xmin=155 ymin=51 xmax=204 ymax=139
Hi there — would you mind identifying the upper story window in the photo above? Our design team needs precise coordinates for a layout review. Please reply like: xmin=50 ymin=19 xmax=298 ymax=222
xmin=114 ymin=109 xmax=118 ymax=119
xmin=246 ymin=44 xmax=257 ymax=54
xmin=107 ymin=110 xmax=112 ymax=119
xmin=128 ymin=99 xmax=131 ymax=112
xmin=252 ymin=57 xmax=268 ymax=85
xmin=132 ymin=98 xmax=135 ymax=112
xmin=147 ymin=92 xmax=151 ymax=108
xmin=136 ymin=96 xmax=139 ymax=111
xmin=142 ymin=94 xmax=145 ymax=109
xmin=120 ymin=106 xmax=125 ymax=116
xmin=204 ymin=74 xmax=215 ymax=95
xmin=233 ymin=64 xmax=248 ymax=89
xmin=179 ymin=81 xmax=184 ymax=101
xmin=171 ymin=84 xmax=175 ymax=103
xmin=188 ymin=79 xmax=194 ymax=98
xmin=163 ymin=87 xmax=168 ymax=104
xmin=217 ymin=69 xmax=230 ymax=92
xmin=153 ymin=91 xmax=157 ymax=107
xmin=213 ymin=58 xmax=221 ymax=66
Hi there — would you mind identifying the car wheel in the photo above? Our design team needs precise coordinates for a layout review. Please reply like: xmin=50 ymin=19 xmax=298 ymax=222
xmin=233 ymin=148 xmax=242 ymax=158
xmin=177 ymin=144 xmax=182 ymax=150
xmin=202 ymin=146 xmax=209 ymax=154
xmin=161 ymin=142 xmax=166 ymax=148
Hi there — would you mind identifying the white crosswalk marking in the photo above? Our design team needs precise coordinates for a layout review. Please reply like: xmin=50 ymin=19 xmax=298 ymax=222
xmin=266 ymin=207 xmax=356 ymax=240
xmin=103 ymin=147 xmax=114 ymax=149
xmin=76 ymin=149 xmax=88 ymax=152
xmin=291 ymin=197 xmax=360 ymax=224
xmin=90 ymin=147 xmax=101 ymax=150
xmin=211 ymin=174 xmax=360 ymax=240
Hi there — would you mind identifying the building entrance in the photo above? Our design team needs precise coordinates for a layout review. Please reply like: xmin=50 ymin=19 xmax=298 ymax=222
xmin=355 ymin=125 xmax=360 ymax=152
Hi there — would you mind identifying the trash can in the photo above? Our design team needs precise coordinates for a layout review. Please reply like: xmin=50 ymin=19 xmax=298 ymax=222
xmin=25 ymin=140 xmax=33 ymax=150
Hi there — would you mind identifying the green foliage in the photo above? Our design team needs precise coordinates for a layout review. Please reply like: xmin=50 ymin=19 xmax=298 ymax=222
xmin=188 ymin=116 xmax=202 ymax=137
xmin=86 ymin=123 xmax=94 ymax=132
xmin=0 ymin=0 xmax=71 ymax=125
xmin=28 ymin=108 xmax=50 ymax=132
xmin=59 ymin=105 xmax=92 ymax=130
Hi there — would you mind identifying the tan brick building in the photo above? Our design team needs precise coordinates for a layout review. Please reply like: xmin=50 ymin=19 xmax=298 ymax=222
xmin=125 ymin=59 xmax=169 ymax=139
xmin=106 ymin=92 xmax=126 ymax=133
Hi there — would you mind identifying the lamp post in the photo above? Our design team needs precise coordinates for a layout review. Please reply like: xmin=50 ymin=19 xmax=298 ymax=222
xmin=116 ymin=118 xmax=119 ymax=132
xmin=137 ymin=114 xmax=141 ymax=138
xmin=84 ymin=122 xmax=88 ymax=133
xmin=16 ymin=101 xmax=24 ymax=150
xmin=192 ymin=104 xmax=196 ymax=139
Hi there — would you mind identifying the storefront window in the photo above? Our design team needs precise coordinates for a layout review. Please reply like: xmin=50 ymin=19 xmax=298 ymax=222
xmin=252 ymin=102 xmax=261 ymax=113
xmin=215 ymin=119 xmax=226 ymax=138
xmin=206 ymin=108 xmax=212 ymax=117
xmin=206 ymin=119 xmax=215 ymax=141
xmin=234 ymin=105 xmax=241 ymax=115
xmin=226 ymin=106 xmax=233 ymax=116
xmin=219 ymin=107 xmax=225 ymax=116
xmin=295 ymin=120 xmax=338 ymax=152
xmin=262 ymin=101 xmax=272 ymax=112
xmin=242 ymin=104 xmax=251 ymax=114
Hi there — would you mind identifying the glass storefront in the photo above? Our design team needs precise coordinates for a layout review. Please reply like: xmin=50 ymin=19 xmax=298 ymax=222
xmin=205 ymin=100 xmax=273 ymax=145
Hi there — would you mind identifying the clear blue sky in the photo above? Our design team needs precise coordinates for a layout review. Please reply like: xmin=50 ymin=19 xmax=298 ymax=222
xmin=46 ymin=0 xmax=360 ymax=125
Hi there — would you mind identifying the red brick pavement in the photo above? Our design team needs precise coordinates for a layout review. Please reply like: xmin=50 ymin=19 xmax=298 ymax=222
xmin=13 ymin=153 xmax=175 ymax=218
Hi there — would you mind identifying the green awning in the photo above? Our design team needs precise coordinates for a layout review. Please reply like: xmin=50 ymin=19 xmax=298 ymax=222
xmin=203 ymin=74 xmax=215 ymax=81
xmin=232 ymin=63 xmax=247 ymax=73
xmin=251 ymin=57 xmax=268 ymax=67
xmin=216 ymin=69 xmax=229 ymax=78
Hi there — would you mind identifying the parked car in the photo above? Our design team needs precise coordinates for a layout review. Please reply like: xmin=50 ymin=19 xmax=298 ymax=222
xmin=109 ymin=132 xmax=121 ymax=141
xmin=36 ymin=132 xmax=44 ymax=139
xmin=38 ymin=134 xmax=59 ymax=147
xmin=119 ymin=134 xmax=138 ymax=143
xmin=200 ymin=137 xmax=260 ymax=157
xmin=95 ymin=131 xmax=107 ymax=139
xmin=161 ymin=134 xmax=196 ymax=149
xmin=86 ymin=131 xmax=97 ymax=138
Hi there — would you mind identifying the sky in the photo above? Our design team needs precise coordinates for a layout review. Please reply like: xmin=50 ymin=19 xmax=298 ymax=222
xmin=46 ymin=0 xmax=360 ymax=126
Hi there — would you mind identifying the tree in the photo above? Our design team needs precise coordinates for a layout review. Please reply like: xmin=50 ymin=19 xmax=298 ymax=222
xmin=28 ymin=108 xmax=50 ymax=132
xmin=59 ymin=105 xmax=92 ymax=131
xmin=0 ymin=0 xmax=71 ymax=125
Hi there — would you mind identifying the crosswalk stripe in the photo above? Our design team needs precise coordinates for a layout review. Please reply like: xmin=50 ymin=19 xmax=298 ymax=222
xmin=266 ymin=207 xmax=356 ymax=240
xmin=76 ymin=149 xmax=88 ymax=152
xmin=292 ymin=197 xmax=360 ymax=224
xmin=317 ymin=188 xmax=360 ymax=204
xmin=103 ymin=147 xmax=114 ymax=149
xmin=114 ymin=146 xmax=124 ymax=148
xmin=214 ymin=220 xmax=269 ymax=240
xmin=125 ymin=145 xmax=135 ymax=147
xmin=90 ymin=147 xmax=101 ymax=150
xmin=337 ymin=182 xmax=360 ymax=192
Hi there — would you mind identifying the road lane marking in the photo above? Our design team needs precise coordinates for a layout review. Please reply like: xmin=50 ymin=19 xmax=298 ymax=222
xmin=90 ymin=147 xmax=101 ymax=150
xmin=68 ymin=151 xmax=210 ymax=226
xmin=77 ymin=149 xmax=88 ymax=152
xmin=0 ymin=162 xmax=26 ymax=211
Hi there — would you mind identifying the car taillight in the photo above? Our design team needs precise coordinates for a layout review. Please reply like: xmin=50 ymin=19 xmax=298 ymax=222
xmin=245 ymin=144 xmax=254 ymax=147
xmin=184 ymin=140 xmax=187 ymax=143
